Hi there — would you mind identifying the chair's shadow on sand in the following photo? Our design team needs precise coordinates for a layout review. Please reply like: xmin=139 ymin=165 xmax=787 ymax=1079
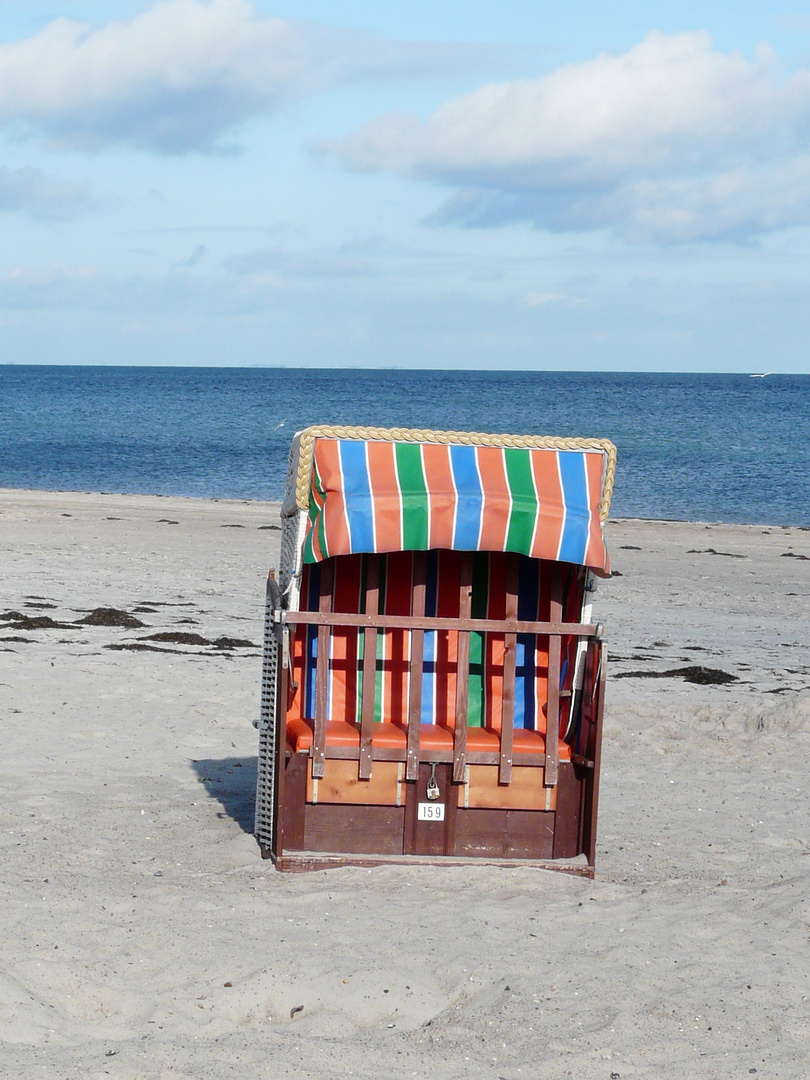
xmin=191 ymin=757 xmax=257 ymax=834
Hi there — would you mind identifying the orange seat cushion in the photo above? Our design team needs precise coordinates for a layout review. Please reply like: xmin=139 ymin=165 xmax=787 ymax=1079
xmin=464 ymin=726 xmax=570 ymax=760
xmin=287 ymin=719 xmax=455 ymax=752
xmin=286 ymin=718 xmax=569 ymax=759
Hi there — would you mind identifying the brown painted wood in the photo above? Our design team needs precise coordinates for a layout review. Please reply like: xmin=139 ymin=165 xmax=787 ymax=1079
xmin=499 ymin=555 xmax=519 ymax=785
xmin=359 ymin=555 xmax=380 ymax=779
xmin=452 ymin=558 xmax=473 ymax=783
xmin=551 ymin=762 xmax=582 ymax=859
xmin=409 ymin=763 xmax=455 ymax=856
xmin=453 ymin=807 xmax=555 ymax=860
xmin=311 ymin=560 xmax=333 ymax=780
xmin=406 ymin=553 xmax=426 ymax=781
xmin=280 ymin=752 xmax=307 ymax=852
xmin=545 ymin=572 xmax=563 ymax=788
xmin=287 ymin=610 xmax=597 ymax=636
xmin=319 ymin=744 xmax=553 ymax=767
xmin=301 ymin=803 xmax=405 ymax=856
xmin=273 ymin=851 xmax=594 ymax=877
xmin=583 ymin=641 xmax=607 ymax=868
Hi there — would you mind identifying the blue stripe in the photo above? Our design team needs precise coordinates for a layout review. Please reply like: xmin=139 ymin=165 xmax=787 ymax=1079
xmin=557 ymin=453 xmax=590 ymax=564
xmin=515 ymin=556 xmax=539 ymax=730
xmin=421 ymin=549 xmax=438 ymax=724
xmin=449 ymin=444 xmax=483 ymax=550
xmin=339 ymin=441 xmax=375 ymax=553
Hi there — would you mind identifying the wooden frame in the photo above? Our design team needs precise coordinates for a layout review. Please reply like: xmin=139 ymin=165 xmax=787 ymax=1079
xmin=258 ymin=550 xmax=607 ymax=876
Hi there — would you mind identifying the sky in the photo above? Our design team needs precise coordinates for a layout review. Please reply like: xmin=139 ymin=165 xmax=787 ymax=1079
xmin=2 ymin=1 xmax=810 ymax=371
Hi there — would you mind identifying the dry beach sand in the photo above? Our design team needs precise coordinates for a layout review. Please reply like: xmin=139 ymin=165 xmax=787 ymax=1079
xmin=1 ymin=488 xmax=809 ymax=1079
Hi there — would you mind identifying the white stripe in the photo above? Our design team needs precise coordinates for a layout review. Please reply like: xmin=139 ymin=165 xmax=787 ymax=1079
xmin=448 ymin=445 xmax=460 ymax=548
xmin=473 ymin=447 xmax=486 ymax=551
xmin=334 ymin=441 xmax=348 ymax=557
xmin=393 ymin=442 xmax=404 ymax=548
xmin=421 ymin=443 xmax=429 ymax=546
xmin=364 ymin=441 xmax=377 ymax=553
xmin=502 ymin=448 xmax=512 ymax=552
xmin=554 ymin=452 xmax=567 ymax=562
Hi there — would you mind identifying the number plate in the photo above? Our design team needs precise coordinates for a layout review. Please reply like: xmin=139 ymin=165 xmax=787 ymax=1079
xmin=417 ymin=802 xmax=445 ymax=821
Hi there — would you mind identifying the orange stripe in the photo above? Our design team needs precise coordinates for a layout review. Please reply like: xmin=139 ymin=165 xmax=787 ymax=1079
xmin=583 ymin=452 xmax=608 ymax=572
xmin=423 ymin=443 xmax=456 ymax=550
xmin=476 ymin=447 xmax=511 ymax=552
xmin=433 ymin=549 xmax=460 ymax=727
xmin=529 ymin=451 xmax=564 ymax=562
xmin=484 ymin=552 xmax=506 ymax=731
xmin=313 ymin=440 xmax=351 ymax=559
xmin=329 ymin=555 xmax=362 ymax=725
xmin=367 ymin=441 xmax=402 ymax=553
xmin=383 ymin=551 xmax=412 ymax=725
xmin=532 ymin=565 xmax=551 ymax=736
xmin=306 ymin=456 xmax=326 ymax=562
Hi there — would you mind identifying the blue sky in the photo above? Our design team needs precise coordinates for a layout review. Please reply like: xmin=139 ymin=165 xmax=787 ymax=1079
xmin=2 ymin=1 xmax=810 ymax=371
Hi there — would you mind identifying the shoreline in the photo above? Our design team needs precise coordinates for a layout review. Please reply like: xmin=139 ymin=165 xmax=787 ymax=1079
xmin=2 ymin=485 xmax=809 ymax=531
xmin=2 ymin=487 xmax=810 ymax=1076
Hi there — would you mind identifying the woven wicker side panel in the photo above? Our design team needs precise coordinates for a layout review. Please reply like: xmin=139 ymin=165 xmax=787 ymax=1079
xmin=254 ymin=580 xmax=280 ymax=847
xmin=254 ymin=725 xmax=275 ymax=850
xmin=293 ymin=425 xmax=617 ymax=522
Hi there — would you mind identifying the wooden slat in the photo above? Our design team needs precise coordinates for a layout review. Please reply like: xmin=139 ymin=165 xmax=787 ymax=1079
xmin=273 ymin=643 xmax=290 ymax=860
xmin=311 ymin=560 xmax=334 ymax=780
xmin=406 ymin=552 xmax=426 ymax=781
xmin=452 ymin=558 xmax=473 ymax=783
xmin=322 ymin=745 xmax=551 ymax=766
xmin=545 ymin=572 xmax=563 ymax=788
xmin=359 ymin=555 xmax=380 ymax=779
xmin=287 ymin=610 xmax=597 ymax=637
xmin=584 ymin=641 xmax=607 ymax=868
xmin=499 ymin=555 xmax=519 ymax=785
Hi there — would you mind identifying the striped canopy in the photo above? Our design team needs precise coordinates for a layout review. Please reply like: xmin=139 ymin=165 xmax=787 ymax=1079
xmin=301 ymin=435 xmax=612 ymax=573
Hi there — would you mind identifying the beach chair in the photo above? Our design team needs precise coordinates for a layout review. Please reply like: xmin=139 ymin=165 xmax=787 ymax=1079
xmin=254 ymin=426 xmax=616 ymax=875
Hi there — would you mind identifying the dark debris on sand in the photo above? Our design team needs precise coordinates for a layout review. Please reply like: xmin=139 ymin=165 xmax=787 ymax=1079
xmin=75 ymin=608 xmax=146 ymax=628
xmin=687 ymin=548 xmax=747 ymax=559
xmin=213 ymin=636 xmax=256 ymax=649
xmin=144 ymin=632 xmax=211 ymax=646
xmin=105 ymin=643 xmax=185 ymax=654
xmin=0 ymin=611 xmax=77 ymax=630
xmin=615 ymin=665 xmax=738 ymax=685
xmin=142 ymin=632 xmax=256 ymax=649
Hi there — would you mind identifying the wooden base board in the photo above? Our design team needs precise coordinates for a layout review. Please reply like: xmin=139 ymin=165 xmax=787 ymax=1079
xmin=260 ymin=846 xmax=594 ymax=878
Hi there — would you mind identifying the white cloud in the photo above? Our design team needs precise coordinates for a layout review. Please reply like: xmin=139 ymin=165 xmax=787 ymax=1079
xmin=325 ymin=31 xmax=810 ymax=242
xmin=0 ymin=166 xmax=94 ymax=218
xmin=0 ymin=0 xmax=502 ymax=154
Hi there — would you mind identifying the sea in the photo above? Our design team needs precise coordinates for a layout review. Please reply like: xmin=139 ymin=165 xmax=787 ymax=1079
xmin=1 ymin=366 xmax=808 ymax=527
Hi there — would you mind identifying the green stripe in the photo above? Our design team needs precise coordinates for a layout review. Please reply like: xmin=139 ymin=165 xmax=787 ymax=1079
xmin=303 ymin=460 xmax=328 ymax=564
xmin=504 ymin=448 xmax=537 ymax=556
xmin=467 ymin=552 xmax=488 ymax=727
xmin=313 ymin=462 xmax=328 ymax=560
xmin=303 ymin=498 xmax=317 ymax=563
xmin=395 ymin=442 xmax=429 ymax=550
xmin=374 ymin=557 xmax=386 ymax=723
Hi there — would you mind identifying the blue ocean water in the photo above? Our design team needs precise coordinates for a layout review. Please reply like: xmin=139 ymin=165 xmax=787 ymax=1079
xmin=1 ymin=366 xmax=808 ymax=526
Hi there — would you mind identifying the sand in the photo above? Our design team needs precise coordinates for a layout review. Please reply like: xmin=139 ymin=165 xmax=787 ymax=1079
xmin=1 ymin=488 xmax=809 ymax=1079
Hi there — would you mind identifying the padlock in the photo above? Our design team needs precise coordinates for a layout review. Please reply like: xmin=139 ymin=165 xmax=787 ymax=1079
xmin=426 ymin=762 xmax=440 ymax=801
